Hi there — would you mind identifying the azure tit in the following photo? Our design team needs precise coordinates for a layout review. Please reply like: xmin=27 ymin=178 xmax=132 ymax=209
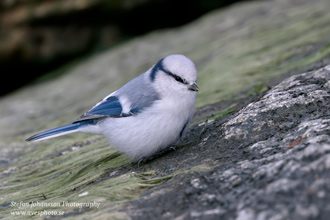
xmin=26 ymin=54 xmax=199 ymax=161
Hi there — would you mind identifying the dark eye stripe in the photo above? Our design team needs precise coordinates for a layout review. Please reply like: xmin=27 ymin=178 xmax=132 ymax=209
xmin=173 ymin=75 xmax=184 ymax=83
xmin=149 ymin=60 xmax=187 ymax=85
xmin=168 ymin=73 xmax=188 ymax=84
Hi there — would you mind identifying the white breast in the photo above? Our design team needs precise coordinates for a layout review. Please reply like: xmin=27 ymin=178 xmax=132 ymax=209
xmin=98 ymin=93 xmax=195 ymax=160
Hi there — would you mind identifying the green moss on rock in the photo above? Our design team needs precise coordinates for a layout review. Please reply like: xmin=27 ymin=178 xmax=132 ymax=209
xmin=1 ymin=0 xmax=330 ymax=219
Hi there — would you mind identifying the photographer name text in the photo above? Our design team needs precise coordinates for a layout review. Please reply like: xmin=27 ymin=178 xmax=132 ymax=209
xmin=11 ymin=200 xmax=101 ymax=209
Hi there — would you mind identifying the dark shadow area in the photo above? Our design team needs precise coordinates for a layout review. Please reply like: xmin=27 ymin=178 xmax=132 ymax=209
xmin=0 ymin=0 xmax=247 ymax=96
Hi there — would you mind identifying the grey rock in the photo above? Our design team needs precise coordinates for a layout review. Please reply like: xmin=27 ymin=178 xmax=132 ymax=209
xmin=1 ymin=0 xmax=330 ymax=218
xmin=129 ymin=65 xmax=330 ymax=220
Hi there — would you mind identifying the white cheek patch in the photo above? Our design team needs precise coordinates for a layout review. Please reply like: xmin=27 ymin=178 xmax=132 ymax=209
xmin=119 ymin=95 xmax=131 ymax=114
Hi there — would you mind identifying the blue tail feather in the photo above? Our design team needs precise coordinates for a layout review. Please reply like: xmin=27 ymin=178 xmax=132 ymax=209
xmin=25 ymin=121 xmax=91 ymax=142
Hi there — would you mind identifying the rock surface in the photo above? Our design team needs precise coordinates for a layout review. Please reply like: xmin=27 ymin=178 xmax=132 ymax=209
xmin=1 ymin=0 xmax=330 ymax=219
xmin=128 ymin=65 xmax=330 ymax=220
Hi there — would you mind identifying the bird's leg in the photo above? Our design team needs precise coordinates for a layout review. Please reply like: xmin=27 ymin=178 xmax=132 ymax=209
xmin=169 ymin=145 xmax=177 ymax=151
xmin=137 ymin=159 xmax=144 ymax=167
xmin=155 ymin=144 xmax=178 ymax=157
xmin=136 ymin=144 xmax=178 ymax=167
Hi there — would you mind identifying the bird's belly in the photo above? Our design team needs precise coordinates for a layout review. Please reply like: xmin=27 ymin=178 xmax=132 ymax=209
xmin=99 ymin=108 xmax=189 ymax=160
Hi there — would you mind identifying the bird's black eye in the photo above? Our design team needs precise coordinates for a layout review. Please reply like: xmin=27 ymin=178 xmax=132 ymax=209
xmin=173 ymin=75 xmax=184 ymax=84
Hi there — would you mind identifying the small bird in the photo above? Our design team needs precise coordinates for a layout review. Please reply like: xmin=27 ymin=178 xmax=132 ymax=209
xmin=26 ymin=54 xmax=199 ymax=161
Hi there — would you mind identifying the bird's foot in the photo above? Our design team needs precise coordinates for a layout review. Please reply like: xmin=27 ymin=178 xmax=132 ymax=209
xmin=137 ymin=145 xmax=178 ymax=167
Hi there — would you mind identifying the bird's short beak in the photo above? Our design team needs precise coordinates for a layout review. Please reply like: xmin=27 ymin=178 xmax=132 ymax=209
xmin=188 ymin=83 xmax=199 ymax=92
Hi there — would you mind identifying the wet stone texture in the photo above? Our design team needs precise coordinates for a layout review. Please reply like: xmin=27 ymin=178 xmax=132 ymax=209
xmin=128 ymin=65 xmax=330 ymax=220
xmin=1 ymin=0 xmax=330 ymax=218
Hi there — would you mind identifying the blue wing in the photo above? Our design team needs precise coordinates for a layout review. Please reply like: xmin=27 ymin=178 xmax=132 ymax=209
xmin=74 ymin=73 xmax=160 ymax=123
xmin=86 ymin=96 xmax=122 ymax=116
xmin=74 ymin=96 xmax=125 ymax=122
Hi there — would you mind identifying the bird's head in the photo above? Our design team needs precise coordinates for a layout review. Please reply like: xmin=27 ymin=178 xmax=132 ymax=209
xmin=150 ymin=54 xmax=199 ymax=96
